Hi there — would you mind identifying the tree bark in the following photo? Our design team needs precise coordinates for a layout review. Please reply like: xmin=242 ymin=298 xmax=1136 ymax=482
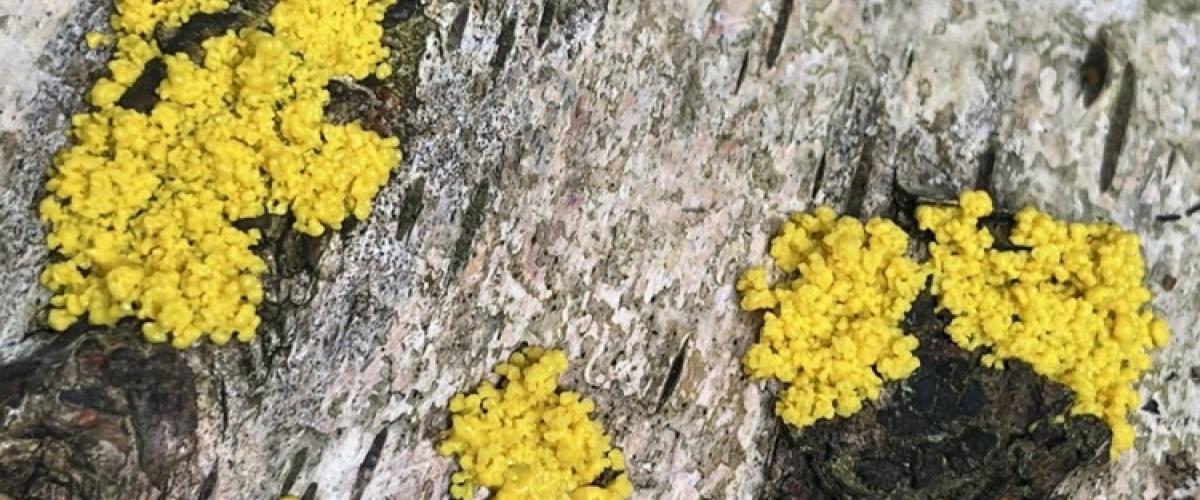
xmin=1 ymin=0 xmax=1198 ymax=498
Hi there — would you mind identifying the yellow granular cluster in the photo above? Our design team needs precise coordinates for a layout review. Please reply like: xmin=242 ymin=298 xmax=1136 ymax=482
xmin=438 ymin=348 xmax=633 ymax=500
xmin=39 ymin=0 xmax=401 ymax=348
xmin=737 ymin=207 xmax=929 ymax=428
xmin=917 ymin=190 xmax=1170 ymax=459
xmin=112 ymin=0 xmax=231 ymax=35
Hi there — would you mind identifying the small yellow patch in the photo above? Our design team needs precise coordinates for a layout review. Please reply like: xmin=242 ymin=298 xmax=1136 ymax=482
xmin=40 ymin=0 xmax=401 ymax=348
xmin=738 ymin=208 xmax=928 ymax=428
xmin=917 ymin=190 xmax=1169 ymax=459
xmin=85 ymin=32 xmax=113 ymax=48
xmin=438 ymin=348 xmax=633 ymax=500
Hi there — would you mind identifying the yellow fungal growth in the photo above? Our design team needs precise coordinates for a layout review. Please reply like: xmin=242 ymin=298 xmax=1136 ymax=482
xmin=39 ymin=0 xmax=401 ymax=348
xmin=112 ymin=0 xmax=233 ymax=35
xmin=917 ymin=190 xmax=1170 ymax=459
xmin=737 ymin=207 xmax=929 ymax=428
xmin=438 ymin=347 xmax=633 ymax=500
xmin=85 ymin=32 xmax=113 ymax=48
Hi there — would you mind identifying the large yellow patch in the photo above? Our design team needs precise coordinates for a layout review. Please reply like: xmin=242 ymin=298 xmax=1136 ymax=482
xmin=737 ymin=208 xmax=928 ymax=428
xmin=918 ymin=191 xmax=1169 ymax=458
xmin=40 ymin=0 xmax=400 ymax=348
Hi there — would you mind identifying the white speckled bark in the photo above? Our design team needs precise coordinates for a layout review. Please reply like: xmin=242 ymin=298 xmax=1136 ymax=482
xmin=1 ymin=0 xmax=1197 ymax=498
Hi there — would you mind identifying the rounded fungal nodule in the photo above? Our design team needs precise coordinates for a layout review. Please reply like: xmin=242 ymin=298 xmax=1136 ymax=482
xmin=438 ymin=347 xmax=633 ymax=500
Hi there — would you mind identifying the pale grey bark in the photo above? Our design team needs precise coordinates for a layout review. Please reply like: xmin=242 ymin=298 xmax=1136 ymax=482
xmin=1 ymin=0 xmax=1198 ymax=498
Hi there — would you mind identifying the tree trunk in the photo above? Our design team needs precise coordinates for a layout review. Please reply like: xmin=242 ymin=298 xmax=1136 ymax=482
xmin=1 ymin=0 xmax=1198 ymax=498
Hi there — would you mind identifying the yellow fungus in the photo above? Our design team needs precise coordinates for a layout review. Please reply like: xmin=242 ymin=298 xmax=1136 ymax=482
xmin=85 ymin=32 xmax=113 ymax=48
xmin=40 ymin=0 xmax=401 ymax=347
xmin=738 ymin=209 xmax=928 ymax=428
xmin=438 ymin=348 xmax=632 ymax=500
xmin=917 ymin=190 xmax=1169 ymax=459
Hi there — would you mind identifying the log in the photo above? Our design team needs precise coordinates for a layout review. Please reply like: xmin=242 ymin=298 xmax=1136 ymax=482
xmin=1 ymin=0 xmax=1198 ymax=498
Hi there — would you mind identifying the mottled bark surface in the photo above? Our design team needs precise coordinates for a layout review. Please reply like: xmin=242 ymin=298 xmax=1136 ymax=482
xmin=2 ymin=0 xmax=1199 ymax=499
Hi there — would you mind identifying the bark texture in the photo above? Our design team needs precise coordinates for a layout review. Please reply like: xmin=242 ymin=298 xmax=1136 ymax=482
xmin=1 ymin=0 xmax=1199 ymax=498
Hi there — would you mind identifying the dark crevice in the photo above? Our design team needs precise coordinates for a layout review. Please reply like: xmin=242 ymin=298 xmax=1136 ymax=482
xmin=1100 ymin=62 xmax=1136 ymax=193
xmin=447 ymin=5 xmax=470 ymax=51
xmin=280 ymin=448 xmax=307 ymax=496
xmin=121 ymin=4 xmax=272 ymax=114
xmin=1080 ymin=34 xmax=1109 ymax=108
xmin=811 ymin=152 xmax=827 ymax=199
xmin=1186 ymin=202 xmax=1200 ymax=217
xmin=975 ymin=142 xmax=996 ymax=192
xmin=765 ymin=0 xmax=794 ymax=69
xmin=1155 ymin=213 xmax=1181 ymax=223
xmin=763 ymin=419 xmax=783 ymax=483
xmin=396 ymin=177 xmax=426 ymax=240
xmin=382 ymin=0 xmax=422 ymax=29
xmin=1142 ymin=398 xmax=1160 ymax=416
xmin=259 ymin=317 xmax=279 ymax=370
xmin=215 ymin=376 xmax=229 ymax=431
xmin=116 ymin=58 xmax=166 ymax=114
xmin=448 ymin=179 xmax=492 ymax=278
xmin=0 ymin=359 xmax=40 ymax=409
xmin=844 ymin=137 xmax=876 ymax=217
xmin=158 ymin=11 xmax=248 ymax=55
xmin=350 ymin=427 xmax=389 ymax=500
xmin=323 ymin=80 xmax=374 ymax=127
xmin=275 ymin=221 xmax=330 ymax=281
xmin=905 ymin=47 xmax=915 ymax=76
xmin=300 ymin=482 xmax=318 ymax=500
xmin=490 ymin=18 xmax=517 ymax=75
xmin=537 ymin=0 xmax=557 ymax=48
xmin=655 ymin=338 xmax=690 ymax=412
xmin=196 ymin=466 xmax=218 ymax=500
xmin=734 ymin=51 xmax=749 ymax=93
xmin=58 ymin=387 xmax=119 ymax=414
xmin=979 ymin=212 xmax=1031 ymax=252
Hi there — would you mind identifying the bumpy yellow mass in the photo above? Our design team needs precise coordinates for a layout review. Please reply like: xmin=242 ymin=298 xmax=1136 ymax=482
xmin=40 ymin=0 xmax=400 ymax=348
xmin=438 ymin=348 xmax=633 ymax=500
xmin=917 ymin=191 xmax=1169 ymax=459
xmin=738 ymin=208 xmax=929 ymax=428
